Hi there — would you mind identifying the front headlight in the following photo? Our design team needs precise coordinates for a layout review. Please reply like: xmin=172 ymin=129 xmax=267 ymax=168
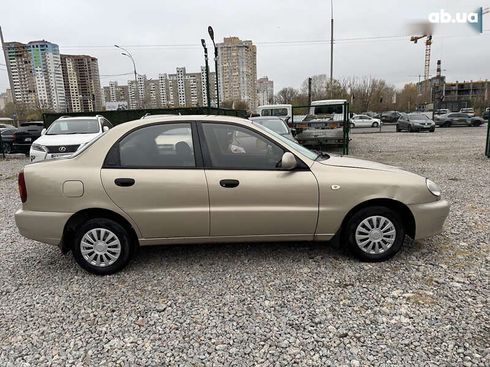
xmin=31 ymin=143 xmax=47 ymax=152
xmin=426 ymin=179 xmax=441 ymax=197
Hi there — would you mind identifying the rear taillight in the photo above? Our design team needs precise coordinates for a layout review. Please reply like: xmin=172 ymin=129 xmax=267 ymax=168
xmin=18 ymin=171 xmax=27 ymax=203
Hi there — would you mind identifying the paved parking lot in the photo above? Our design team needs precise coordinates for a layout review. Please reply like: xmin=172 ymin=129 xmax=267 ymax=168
xmin=0 ymin=126 xmax=489 ymax=366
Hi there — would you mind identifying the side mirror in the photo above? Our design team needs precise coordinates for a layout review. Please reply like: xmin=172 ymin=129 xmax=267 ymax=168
xmin=103 ymin=126 xmax=110 ymax=132
xmin=41 ymin=128 xmax=46 ymax=135
xmin=280 ymin=152 xmax=297 ymax=170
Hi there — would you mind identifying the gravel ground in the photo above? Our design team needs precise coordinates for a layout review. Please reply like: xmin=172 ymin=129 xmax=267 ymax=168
xmin=0 ymin=126 xmax=489 ymax=366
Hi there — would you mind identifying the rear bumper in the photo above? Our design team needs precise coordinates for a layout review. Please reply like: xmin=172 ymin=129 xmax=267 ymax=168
xmin=408 ymin=199 xmax=450 ymax=239
xmin=15 ymin=209 xmax=71 ymax=245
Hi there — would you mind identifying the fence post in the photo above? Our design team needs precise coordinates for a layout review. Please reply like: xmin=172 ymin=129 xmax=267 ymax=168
xmin=486 ymin=116 xmax=490 ymax=158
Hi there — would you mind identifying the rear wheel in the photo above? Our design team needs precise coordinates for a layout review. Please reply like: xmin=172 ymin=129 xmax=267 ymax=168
xmin=408 ymin=125 xmax=413 ymax=132
xmin=350 ymin=122 xmax=355 ymax=129
xmin=344 ymin=206 xmax=405 ymax=261
xmin=72 ymin=218 xmax=133 ymax=275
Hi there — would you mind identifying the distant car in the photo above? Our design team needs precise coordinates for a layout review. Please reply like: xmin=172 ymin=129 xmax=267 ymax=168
xmin=434 ymin=109 xmax=449 ymax=115
xmin=0 ymin=127 xmax=18 ymax=154
xmin=459 ymin=108 xmax=475 ymax=117
xmin=435 ymin=113 xmax=474 ymax=127
xmin=380 ymin=111 xmax=401 ymax=123
xmin=469 ymin=116 xmax=485 ymax=127
xmin=350 ymin=114 xmax=382 ymax=128
xmin=11 ymin=121 xmax=45 ymax=155
xmin=30 ymin=115 xmax=112 ymax=162
xmin=249 ymin=116 xmax=297 ymax=142
xmin=396 ymin=113 xmax=435 ymax=132
xmin=362 ymin=111 xmax=381 ymax=119
xmin=483 ymin=108 xmax=489 ymax=121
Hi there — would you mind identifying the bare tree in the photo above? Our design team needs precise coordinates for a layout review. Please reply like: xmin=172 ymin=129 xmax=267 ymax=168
xmin=275 ymin=87 xmax=299 ymax=104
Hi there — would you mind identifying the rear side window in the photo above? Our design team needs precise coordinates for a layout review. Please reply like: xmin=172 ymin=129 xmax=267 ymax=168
xmin=105 ymin=123 xmax=195 ymax=168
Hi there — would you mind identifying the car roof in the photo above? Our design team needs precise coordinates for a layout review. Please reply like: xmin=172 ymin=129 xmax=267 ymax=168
xmin=249 ymin=116 xmax=285 ymax=121
xmin=57 ymin=116 xmax=100 ymax=121
xmin=311 ymin=99 xmax=347 ymax=105
xmin=113 ymin=114 xmax=252 ymax=132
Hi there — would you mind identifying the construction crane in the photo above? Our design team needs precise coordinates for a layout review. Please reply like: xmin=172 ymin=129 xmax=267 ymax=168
xmin=410 ymin=34 xmax=432 ymax=99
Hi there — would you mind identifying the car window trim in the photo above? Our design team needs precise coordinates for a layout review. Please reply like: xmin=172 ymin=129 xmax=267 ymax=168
xmin=102 ymin=121 xmax=204 ymax=170
xmin=196 ymin=121 xmax=309 ymax=171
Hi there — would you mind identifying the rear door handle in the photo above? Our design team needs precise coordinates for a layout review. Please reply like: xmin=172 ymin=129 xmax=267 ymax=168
xmin=219 ymin=179 xmax=239 ymax=188
xmin=114 ymin=178 xmax=135 ymax=187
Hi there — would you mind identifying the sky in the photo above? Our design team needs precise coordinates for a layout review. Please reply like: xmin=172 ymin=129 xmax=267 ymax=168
xmin=1 ymin=0 xmax=489 ymax=94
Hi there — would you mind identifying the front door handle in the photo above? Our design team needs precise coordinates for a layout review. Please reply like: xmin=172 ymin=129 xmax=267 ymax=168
xmin=114 ymin=178 xmax=135 ymax=187
xmin=219 ymin=179 xmax=239 ymax=188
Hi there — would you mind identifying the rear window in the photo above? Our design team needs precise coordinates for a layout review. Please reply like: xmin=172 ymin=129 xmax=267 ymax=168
xmin=313 ymin=105 xmax=342 ymax=115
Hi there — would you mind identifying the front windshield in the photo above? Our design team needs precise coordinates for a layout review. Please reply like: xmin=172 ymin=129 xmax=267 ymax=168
xmin=253 ymin=119 xmax=289 ymax=134
xmin=409 ymin=114 xmax=429 ymax=120
xmin=254 ymin=123 xmax=318 ymax=161
xmin=47 ymin=119 xmax=100 ymax=135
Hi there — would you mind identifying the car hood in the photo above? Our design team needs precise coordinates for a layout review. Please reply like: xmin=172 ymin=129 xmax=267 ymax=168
xmin=33 ymin=133 xmax=101 ymax=146
xmin=318 ymin=155 xmax=405 ymax=173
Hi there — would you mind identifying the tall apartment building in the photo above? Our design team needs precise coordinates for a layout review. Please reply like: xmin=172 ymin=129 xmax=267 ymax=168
xmin=158 ymin=67 xmax=216 ymax=108
xmin=3 ymin=40 xmax=66 ymax=111
xmin=257 ymin=76 xmax=274 ymax=106
xmin=217 ymin=37 xmax=257 ymax=111
xmin=60 ymin=54 xmax=102 ymax=112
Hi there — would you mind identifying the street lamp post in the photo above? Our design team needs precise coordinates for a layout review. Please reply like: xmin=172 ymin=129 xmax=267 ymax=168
xmin=207 ymin=26 xmax=220 ymax=110
xmin=114 ymin=44 xmax=139 ymax=109
xmin=201 ymin=39 xmax=211 ymax=113
xmin=330 ymin=0 xmax=334 ymax=97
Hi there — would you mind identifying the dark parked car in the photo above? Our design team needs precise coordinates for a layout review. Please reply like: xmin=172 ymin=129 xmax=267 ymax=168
xmin=483 ymin=108 xmax=489 ymax=121
xmin=0 ymin=127 xmax=18 ymax=154
xmin=435 ymin=113 xmax=477 ymax=127
xmin=11 ymin=121 xmax=45 ymax=155
xmin=396 ymin=113 xmax=435 ymax=132
xmin=380 ymin=111 xmax=401 ymax=123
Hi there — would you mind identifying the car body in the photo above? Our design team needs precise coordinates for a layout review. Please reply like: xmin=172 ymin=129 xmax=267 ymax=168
xmin=30 ymin=115 xmax=112 ymax=162
xmin=0 ymin=127 xmax=18 ymax=154
xmin=350 ymin=114 xmax=382 ymax=128
xmin=15 ymin=115 xmax=450 ymax=275
xmin=11 ymin=121 xmax=45 ymax=155
xmin=249 ymin=116 xmax=297 ymax=142
xmin=459 ymin=108 xmax=475 ymax=117
xmin=380 ymin=111 xmax=401 ymax=123
xmin=396 ymin=113 xmax=435 ymax=132
xmin=435 ymin=113 xmax=473 ymax=127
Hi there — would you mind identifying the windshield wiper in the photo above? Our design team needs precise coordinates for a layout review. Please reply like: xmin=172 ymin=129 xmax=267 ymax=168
xmin=314 ymin=150 xmax=330 ymax=161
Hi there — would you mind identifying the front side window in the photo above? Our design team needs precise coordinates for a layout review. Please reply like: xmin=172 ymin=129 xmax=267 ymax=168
xmin=261 ymin=108 xmax=272 ymax=117
xmin=47 ymin=119 xmax=100 ymax=135
xmin=113 ymin=123 xmax=195 ymax=168
xmin=202 ymin=123 xmax=285 ymax=170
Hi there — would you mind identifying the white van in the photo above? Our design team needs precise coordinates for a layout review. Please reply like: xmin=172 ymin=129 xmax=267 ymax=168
xmin=309 ymin=99 xmax=347 ymax=121
xmin=257 ymin=104 xmax=292 ymax=122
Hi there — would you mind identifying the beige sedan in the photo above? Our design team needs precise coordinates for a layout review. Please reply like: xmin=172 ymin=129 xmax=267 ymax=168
xmin=15 ymin=115 xmax=450 ymax=275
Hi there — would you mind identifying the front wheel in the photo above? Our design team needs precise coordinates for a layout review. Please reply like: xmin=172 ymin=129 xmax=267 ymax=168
xmin=1 ymin=143 xmax=11 ymax=154
xmin=371 ymin=122 xmax=379 ymax=128
xmin=429 ymin=127 xmax=435 ymax=132
xmin=344 ymin=206 xmax=405 ymax=261
xmin=72 ymin=218 xmax=133 ymax=275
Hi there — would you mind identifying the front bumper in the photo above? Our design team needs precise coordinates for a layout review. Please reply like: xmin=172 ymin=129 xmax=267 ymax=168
xmin=30 ymin=149 xmax=72 ymax=162
xmin=408 ymin=199 xmax=450 ymax=239
xmin=15 ymin=209 xmax=71 ymax=245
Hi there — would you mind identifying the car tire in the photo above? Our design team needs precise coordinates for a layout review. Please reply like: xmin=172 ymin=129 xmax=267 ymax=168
xmin=1 ymin=143 xmax=11 ymax=154
xmin=344 ymin=206 xmax=405 ymax=262
xmin=429 ymin=127 xmax=435 ymax=132
xmin=350 ymin=122 xmax=355 ymax=129
xmin=371 ymin=122 xmax=379 ymax=128
xmin=408 ymin=125 xmax=413 ymax=132
xmin=72 ymin=218 xmax=133 ymax=275
xmin=396 ymin=125 xmax=401 ymax=132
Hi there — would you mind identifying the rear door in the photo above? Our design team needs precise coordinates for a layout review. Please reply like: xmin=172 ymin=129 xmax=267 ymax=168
xmin=198 ymin=121 xmax=318 ymax=238
xmin=101 ymin=122 xmax=209 ymax=239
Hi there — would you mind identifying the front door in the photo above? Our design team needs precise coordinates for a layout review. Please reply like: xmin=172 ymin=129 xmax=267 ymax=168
xmin=199 ymin=122 xmax=318 ymax=238
xmin=101 ymin=122 xmax=209 ymax=239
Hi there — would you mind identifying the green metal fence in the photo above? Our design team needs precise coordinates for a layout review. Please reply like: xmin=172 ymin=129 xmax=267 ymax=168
xmin=486 ymin=116 xmax=490 ymax=158
xmin=42 ymin=107 xmax=248 ymax=127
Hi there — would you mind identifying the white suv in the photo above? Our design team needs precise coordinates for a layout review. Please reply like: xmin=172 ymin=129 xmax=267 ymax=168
xmin=30 ymin=116 xmax=112 ymax=162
